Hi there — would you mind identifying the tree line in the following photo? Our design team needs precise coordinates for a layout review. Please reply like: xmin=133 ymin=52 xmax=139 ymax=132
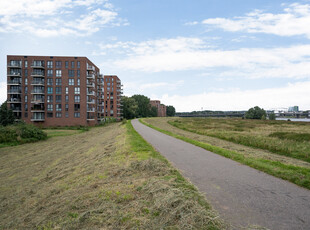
xmin=122 ymin=95 xmax=175 ymax=119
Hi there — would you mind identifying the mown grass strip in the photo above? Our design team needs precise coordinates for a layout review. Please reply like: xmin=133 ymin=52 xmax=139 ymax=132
xmin=139 ymin=119 xmax=310 ymax=190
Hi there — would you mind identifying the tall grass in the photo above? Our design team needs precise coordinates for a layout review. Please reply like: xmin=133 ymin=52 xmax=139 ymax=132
xmin=168 ymin=118 xmax=310 ymax=163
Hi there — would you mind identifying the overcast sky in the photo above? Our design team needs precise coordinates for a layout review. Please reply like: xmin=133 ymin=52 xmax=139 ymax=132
xmin=1 ymin=0 xmax=310 ymax=112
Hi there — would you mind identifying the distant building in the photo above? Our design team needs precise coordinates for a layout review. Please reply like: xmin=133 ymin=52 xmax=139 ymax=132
xmin=6 ymin=55 xmax=122 ymax=127
xmin=150 ymin=100 xmax=166 ymax=117
xmin=288 ymin=106 xmax=299 ymax=112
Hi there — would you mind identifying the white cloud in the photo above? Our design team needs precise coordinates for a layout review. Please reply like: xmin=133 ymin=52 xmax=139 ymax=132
xmin=159 ymin=81 xmax=310 ymax=112
xmin=184 ymin=21 xmax=199 ymax=26
xmin=0 ymin=0 xmax=126 ymax=37
xmin=102 ymin=37 xmax=310 ymax=79
xmin=202 ymin=3 xmax=310 ymax=38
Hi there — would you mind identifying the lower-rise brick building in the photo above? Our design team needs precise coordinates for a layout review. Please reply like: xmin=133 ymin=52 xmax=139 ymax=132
xmin=150 ymin=100 xmax=166 ymax=117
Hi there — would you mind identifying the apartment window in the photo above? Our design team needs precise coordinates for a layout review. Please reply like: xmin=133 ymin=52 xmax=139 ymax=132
xmin=25 ymin=112 xmax=28 ymax=118
xmin=71 ymin=61 xmax=75 ymax=68
xmin=107 ymin=83 xmax=111 ymax=86
xmin=74 ymin=104 xmax=80 ymax=111
xmin=65 ymin=112 xmax=69 ymax=118
xmin=47 ymin=87 xmax=53 ymax=94
xmin=77 ymin=70 xmax=80 ymax=77
xmin=65 ymin=104 xmax=69 ymax=111
xmin=47 ymin=78 xmax=53 ymax=86
xmin=56 ymin=104 xmax=62 ymax=111
xmin=68 ymin=78 xmax=74 ymax=85
xmin=47 ymin=61 xmax=53 ymax=68
xmin=56 ymin=78 xmax=62 ymax=86
xmin=56 ymin=70 xmax=62 ymax=77
xmin=47 ymin=69 xmax=53 ymax=77
xmin=65 ymin=87 xmax=68 ymax=94
xmin=77 ymin=78 xmax=80 ymax=86
xmin=56 ymin=112 xmax=62 ymax=118
xmin=47 ymin=112 xmax=53 ymax=118
xmin=77 ymin=61 xmax=80 ymax=68
xmin=56 ymin=61 xmax=62 ymax=68
xmin=25 ymin=60 xmax=28 ymax=68
xmin=25 ymin=104 xmax=28 ymax=111
xmin=47 ymin=95 xmax=53 ymax=103
xmin=74 ymin=112 xmax=80 ymax=118
xmin=107 ymin=87 xmax=110 ymax=91
xmin=47 ymin=104 xmax=53 ymax=111
xmin=25 ymin=86 xmax=28 ymax=94
xmin=65 ymin=61 xmax=68 ymax=69
xmin=74 ymin=87 xmax=80 ymax=94
xmin=56 ymin=87 xmax=61 ymax=94
xmin=24 ymin=69 xmax=28 ymax=77
xmin=56 ymin=95 xmax=62 ymax=103
xmin=25 ymin=95 xmax=27 ymax=103
xmin=74 ymin=95 xmax=80 ymax=103
xmin=68 ymin=70 xmax=74 ymax=77
xmin=65 ymin=95 xmax=69 ymax=102
xmin=25 ymin=78 xmax=28 ymax=85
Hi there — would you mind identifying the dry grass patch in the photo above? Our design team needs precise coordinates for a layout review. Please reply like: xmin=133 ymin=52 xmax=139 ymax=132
xmin=0 ymin=122 xmax=224 ymax=229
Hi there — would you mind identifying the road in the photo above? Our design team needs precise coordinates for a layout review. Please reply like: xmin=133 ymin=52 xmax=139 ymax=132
xmin=131 ymin=119 xmax=310 ymax=230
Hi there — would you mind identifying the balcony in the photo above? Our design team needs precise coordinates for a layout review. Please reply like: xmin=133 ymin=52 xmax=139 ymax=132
xmin=11 ymin=107 xmax=22 ymax=112
xmin=87 ymin=99 xmax=95 ymax=104
xmin=98 ymin=74 xmax=103 ymax=79
xmin=7 ymin=98 xmax=21 ymax=103
xmin=31 ymin=98 xmax=45 ymax=104
xmin=87 ymin=107 xmax=95 ymax=112
xmin=87 ymin=65 xmax=95 ymax=71
xmin=31 ymin=89 xmax=45 ymax=94
xmin=116 ymin=80 xmax=121 ymax=84
xmin=31 ymin=72 xmax=44 ymax=77
xmin=31 ymin=62 xmax=45 ymax=69
xmin=7 ymin=72 xmax=21 ymax=77
xmin=31 ymin=114 xmax=45 ymax=121
xmin=87 ymin=82 xmax=95 ymax=88
xmin=31 ymin=80 xmax=45 ymax=85
xmin=87 ymin=91 xmax=95 ymax=96
xmin=87 ymin=115 xmax=95 ymax=120
xmin=87 ymin=74 xmax=95 ymax=79
xmin=8 ymin=89 xmax=21 ymax=94
xmin=8 ymin=62 xmax=22 ymax=68
xmin=7 ymin=80 xmax=21 ymax=85
xmin=31 ymin=107 xmax=45 ymax=112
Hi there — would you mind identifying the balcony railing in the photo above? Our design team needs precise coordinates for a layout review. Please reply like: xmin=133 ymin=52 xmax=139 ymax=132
xmin=87 ymin=82 xmax=95 ymax=88
xmin=31 ymin=107 xmax=45 ymax=112
xmin=31 ymin=62 xmax=45 ymax=68
xmin=31 ymin=80 xmax=45 ymax=85
xmin=87 ymin=91 xmax=95 ymax=96
xmin=31 ymin=98 xmax=45 ymax=104
xmin=8 ymin=89 xmax=21 ymax=94
xmin=7 ymin=72 xmax=21 ymax=76
xmin=31 ymin=72 xmax=44 ymax=77
xmin=87 ymin=74 xmax=95 ymax=79
xmin=31 ymin=90 xmax=45 ymax=94
xmin=87 ymin=65 xmax=95 ymax=71
xmin=87 ymin=115 xmax=95 ymax=120
xmin=7 ymin=98 xmax=21 ymax=103
xmin=31 ymin=114 xmax=45 ymax=121
xmin=7 ymin=80 xmax=21 ymax=85
xmin=87 ymin=107 xmax=95 ymax=112
xmin=87 ymin=100 xmax=95 ymax=104
xmin=8 ymin=62 xmax=21 ymax=68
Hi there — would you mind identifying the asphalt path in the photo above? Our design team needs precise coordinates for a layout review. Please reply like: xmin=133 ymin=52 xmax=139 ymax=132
xmin=131 ymin=119 xmax=310 ymax=230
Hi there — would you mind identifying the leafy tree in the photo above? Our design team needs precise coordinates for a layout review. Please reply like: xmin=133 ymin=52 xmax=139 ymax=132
xmin=269 ymin=113 xmax=276 ymax=120
xmin=0 ymin=101 xmax=15 ymax=126
xmin=131 ymin=94 xmax=151 ymax=117
xmin=150 ymin=106 xmax=158 ymax=117
xmin=245 ymin=106 xmax=266 ymax=120
xmin=166 ymin=105 xmax=176 ymax=117
xmin=121 ymin=96 xmax=138 ymax=119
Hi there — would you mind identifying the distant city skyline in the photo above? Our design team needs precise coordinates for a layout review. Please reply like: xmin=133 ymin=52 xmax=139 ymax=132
xmin=1 ymin=0 xmax=310 ymax=112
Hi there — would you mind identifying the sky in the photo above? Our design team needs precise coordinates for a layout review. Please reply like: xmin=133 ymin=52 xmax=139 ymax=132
xmin=1 ymin=0 xmax=310 ymax=112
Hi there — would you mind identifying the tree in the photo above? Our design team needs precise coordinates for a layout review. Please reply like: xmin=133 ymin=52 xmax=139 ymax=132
xmin=269 ymin=113 xmax=276 ymax=120
xmin=0 ymin=101 xmax=15 ymax=126
xmin=245 ymin=106 xmax=266 ymax=120
xmin=131 ymin=94 xmax=152 ymax=117
xmin=121 ymin=96 xmax=138 ymax=119
xmin=150 ymin=106 xmax=158 ymax=117
xmin=166 ymin=105 xmax=176 ymax=117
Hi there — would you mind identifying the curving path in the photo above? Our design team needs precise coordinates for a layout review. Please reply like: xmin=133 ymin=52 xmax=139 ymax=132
xmin=132 ymin=119 xmax=310 ymax=230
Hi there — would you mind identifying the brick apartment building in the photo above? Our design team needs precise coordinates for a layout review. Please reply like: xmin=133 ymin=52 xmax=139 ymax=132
xmin=150 ymin=100 xmax=166 ymax=117
xmin=7 ymin=55 xmax=122 ymax=127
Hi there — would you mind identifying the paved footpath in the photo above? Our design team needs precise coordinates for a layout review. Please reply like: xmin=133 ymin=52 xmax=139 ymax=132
xmin=132 ymin=119 xmax=310 ymax=230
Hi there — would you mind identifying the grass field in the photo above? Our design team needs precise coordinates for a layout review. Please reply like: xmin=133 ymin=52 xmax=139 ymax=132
xmin=141 ymin=118 xmax=310 ymax=189
xmin=0 ymin=121 xmax=224 ymax=229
